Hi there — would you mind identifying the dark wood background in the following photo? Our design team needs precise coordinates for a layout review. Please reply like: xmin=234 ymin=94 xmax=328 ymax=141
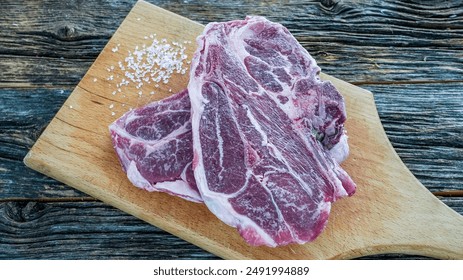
xmin=1 ymin=0 xmax=462 ymax=259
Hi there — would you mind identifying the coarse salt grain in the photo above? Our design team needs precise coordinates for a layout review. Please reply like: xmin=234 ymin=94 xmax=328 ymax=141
xmin=93 ymin=78 xmax=97 ymax=82
xmin=105 ymin=34 xmax=191 ymax=116
xmin=114 ymin=35 xmax=189 ymax=91
xmin=109 ymin=104 xmax=114 ymax=109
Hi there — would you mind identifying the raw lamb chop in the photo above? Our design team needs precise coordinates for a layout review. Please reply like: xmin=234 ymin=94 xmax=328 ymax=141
xmin=188 ymin=16 xmax=356 ymax=246
xmin=109 ymin=89 xmax=202 ymax=203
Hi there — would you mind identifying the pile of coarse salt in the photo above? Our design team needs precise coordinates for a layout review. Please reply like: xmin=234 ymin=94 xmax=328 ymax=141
xmin=105 ymin=34 xmax=192 ymax=116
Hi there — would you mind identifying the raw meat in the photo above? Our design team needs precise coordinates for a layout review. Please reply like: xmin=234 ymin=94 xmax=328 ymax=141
xmin=188 ymin=16 xmax=356 ymax=246
xmin=109 ymin=89 xmax=202 ymax=203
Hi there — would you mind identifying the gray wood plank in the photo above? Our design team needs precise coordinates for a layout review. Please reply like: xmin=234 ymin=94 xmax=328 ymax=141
xmin=0 ymin=88 xmax=86 ymax=198
xmin=1 ymin=0 xmax=462 ymax=86
xmin=364 ymin=83 xmax=463 ymax=192
xmin=0 ymin=198 xmax=460 ymax=259
xmin=0 ymin=201 xmax=217 ymax=259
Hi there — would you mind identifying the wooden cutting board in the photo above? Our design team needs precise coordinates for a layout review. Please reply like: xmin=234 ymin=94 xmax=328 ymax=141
xmin=24 ymin=0 xmax=463 ymax=259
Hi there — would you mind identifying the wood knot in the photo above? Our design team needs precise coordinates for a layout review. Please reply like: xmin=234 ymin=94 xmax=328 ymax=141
xmin=57 ymin=24 xmax=77 ymax=40
xmin=319 ymin=0 xmax=340 ymax=10
xmin=5 ymin=201 xmax=46 ymax=223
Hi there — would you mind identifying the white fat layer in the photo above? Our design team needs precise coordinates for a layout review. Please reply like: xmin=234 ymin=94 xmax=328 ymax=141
xmin=155 ymin=180 xmax=202 ymax=203
xmin=244 ymin=105 xmax=268 ymax=146
xmin=205 ymin=195 xmax=277 ymax=247
xmin=329 ymin=133 xmax=349 ymax=164
xmin=126 ymin=161 xmax=201 ymax=203
xmin=188 ymin=33 xmax=209 ymax=199
xmin=126 ymin=160 xmax=153 ymax=191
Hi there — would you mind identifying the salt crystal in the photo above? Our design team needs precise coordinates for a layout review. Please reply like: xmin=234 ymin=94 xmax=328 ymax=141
xmin=112 ymin=91 xmax=116 ymax=95
xmin=69 ymin=105 xmax=73 ymax=109
xmin=93 ymin=78 xmax=97 ymax=82
xmin=111 ymin=112 xmax=116 ymax=116
xmin=107 ymin=34 xmax=189 ymax=99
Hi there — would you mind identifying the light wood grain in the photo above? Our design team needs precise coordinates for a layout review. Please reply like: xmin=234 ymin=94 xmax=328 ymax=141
xmin=24 ymin=1 xmax=463 ymax=259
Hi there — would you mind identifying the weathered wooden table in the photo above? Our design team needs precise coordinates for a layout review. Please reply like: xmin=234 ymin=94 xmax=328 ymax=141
xmin=1 ymin=0 xmax=462 ymax=259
